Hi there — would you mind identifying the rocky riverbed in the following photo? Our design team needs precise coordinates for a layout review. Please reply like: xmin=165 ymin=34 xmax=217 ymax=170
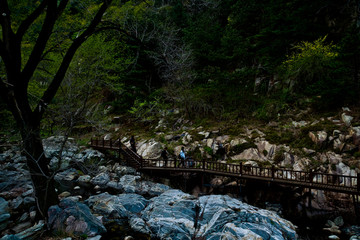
xmin=0 ymin=136 xmax=360 ymax=240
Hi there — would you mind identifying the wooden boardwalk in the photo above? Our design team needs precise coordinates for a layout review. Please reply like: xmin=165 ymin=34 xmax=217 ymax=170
xmin=90 ymin=138 xmax=360 ymax=195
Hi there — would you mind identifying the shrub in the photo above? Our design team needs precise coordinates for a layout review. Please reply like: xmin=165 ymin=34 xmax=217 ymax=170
xmin=231 ymin=142 xmax=257 ymax=155
xmin=280 ymin=36 xmax=350 ymax=109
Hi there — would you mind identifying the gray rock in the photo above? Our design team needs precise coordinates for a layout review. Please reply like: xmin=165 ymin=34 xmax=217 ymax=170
xmin=196 ymin=195 xmax=297 ymax=240
xmin=87 ymin=236 xmax=102 ymax=240
xmin=292 ymin=121 xmax=308 ymax=128
xmin=334 ymin=216 xmax=344 ymax=227
xmin=341 ymin=113 xmax=353 ymax=127
xmin=1 ymin=221 xmax=44 ymax=240
xmin=113 ymin=165 xmax=137 ymax=177
xmin=85 ymin=192 xmax=148 ymax=219
xmin=11 ymin=222 xmax=32 ymax=234
xmin=137 ymin=190 xmax=297 ymax=240
xmin=91 ymin=172 xmax=110 ymax=187
xmin=104 ymin=133 xmax=112 ymax=141
xmin=23 ymin=197 xmax=35 ymax=206
xmin=119 ymin=175 xmax=141 ymax=193
xmin=54 ymin=168 xmax=79 ymax=182
xmin=75 ymin=149 xmax=105 ymax=164
xmin=48 ymin=199 xmax=106 ymax=237
xmin=137 ymin=140 xmax=163 ymax=159
xmin=309 ymin=131 xmax=328 ymax=146
xmin=129 ymin=217 xmax=152 ymax=235
xmin=77 ymin=175 xmax=91 ymax=184
xmin=231 ymin=148 xmax=266 ymax=162
xmin=0 ymin=197 xmax=10 ymax=231
xmin=19 ymin=212 xmax=29 ymax=222
xmin=10 ymin=196 xmax=23 ymax=210
xmin=141 ymin=190 xmax=198 ymax=240
xmin=43 ymin=136 xmax=79 ymax=161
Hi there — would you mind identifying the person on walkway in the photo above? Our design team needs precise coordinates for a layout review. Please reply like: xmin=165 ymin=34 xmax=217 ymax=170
xmin=178 ymin=147 xmax=186 ymax=167
xmin=216 ymin=141 xmax=226 ymax=160
xmin=130 ymin=135 xmax=136 ymax=153
xmin=161 ymin=147 xmax=169 ymax=167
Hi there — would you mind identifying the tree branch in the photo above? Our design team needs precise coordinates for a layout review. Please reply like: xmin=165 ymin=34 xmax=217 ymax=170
xmin=57 ymin=0 xmax=70 ymax=17
xmin=0 ymin=0 xmax=15 ymax=44
xmin=35 ymin=0 xmax=113 ymax=119
xmin=21 ymin=1 xmax=58 ymax=85
xmin=16 ymin=0 xmax=48 ymax=41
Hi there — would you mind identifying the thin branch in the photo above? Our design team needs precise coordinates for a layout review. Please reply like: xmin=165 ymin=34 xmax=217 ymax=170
xmin=21 ymin=0 xmax=58 ymax=85
xmin=16 ymin=0 xmax=48 ymax=41
xmin=35 ymin=0 xmax=113 ymax=118
xmin=0 ymin=0 xmax=15 ymax=44
xmin=57 ymin=0 xmax=70 ymax=17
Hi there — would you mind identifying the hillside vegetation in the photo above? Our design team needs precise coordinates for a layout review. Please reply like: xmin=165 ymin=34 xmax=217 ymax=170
xmin=1 ymin=0 xmax=359 ymax=146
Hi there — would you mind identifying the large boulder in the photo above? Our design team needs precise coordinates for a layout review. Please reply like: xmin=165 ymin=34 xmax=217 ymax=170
xmin=137 ymin=140 xmax=163 ymax=159
xmin=75 ymin=149 xmax=105 ymax=164
xmin=195 ymin=195 xmax=297 ymax=240
xmin=85 ymin=193 xmax=148 ymax=219
xmin=43 ymin=136 xmax=79 ymax=159
xmin=256 ymin=141 xmax=276 ymax=159
xmin=106 ymin=175 xmax=171 ymax=197
xmin=140 ymin=190 xmax=198 ymax=239
xmin=231 ymin=148 xmax=266 ymax=162
xmin=48 ymin=199 xmax=106 ymax=237
xmin=133 ymin=190 xmax=297 ymax=240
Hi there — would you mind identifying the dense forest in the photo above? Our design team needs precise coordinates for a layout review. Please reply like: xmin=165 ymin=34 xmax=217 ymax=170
xmin=0 ymin=0 xmax=360 ymax=216
xmin=1 ymin=0 xmax=360 ymax=129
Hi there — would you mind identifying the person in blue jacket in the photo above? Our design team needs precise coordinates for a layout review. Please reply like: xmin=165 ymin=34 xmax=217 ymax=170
xmin=178 ymin=147 xmax=186 ymax=167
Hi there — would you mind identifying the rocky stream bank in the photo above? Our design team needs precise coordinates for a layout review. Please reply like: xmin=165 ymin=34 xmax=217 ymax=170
xmin=1 ymin=105 xmax=360 ymax=240
xmin=0 ymin=137 xmax=300 ymax=240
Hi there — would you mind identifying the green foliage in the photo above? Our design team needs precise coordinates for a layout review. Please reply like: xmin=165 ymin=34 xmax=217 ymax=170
xmin=188 ymin=147 xmax=203 ymax=161
xmin=273 ymin=148 xmax=285 ymax=164
xmin=128 ymin=93 xmax=169 ymax=122
xmin=204 ymin=146 xmax=213 ymax=156
xmin=280 ymin=36 xmax=350 ymax=109
xmin=282 ymin=36 xmax=338 ymax=86
xmin=231 ymin=142 xmax=257 ymax=155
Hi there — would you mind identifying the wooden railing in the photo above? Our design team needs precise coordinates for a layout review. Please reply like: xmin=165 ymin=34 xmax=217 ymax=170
xmin=90 ymin=138 xmax=360 ymax=195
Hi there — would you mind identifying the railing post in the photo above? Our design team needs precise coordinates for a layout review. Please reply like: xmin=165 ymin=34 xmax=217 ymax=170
xmin=240 ymin=162 xmax=243 ymax=175
xmin=203 ymin=159 xmax=205 ymax=170
xmin=357 ymin=173 xmax=360 ymax=192
xmin=271 ymin=165 xmax=275 ymax=179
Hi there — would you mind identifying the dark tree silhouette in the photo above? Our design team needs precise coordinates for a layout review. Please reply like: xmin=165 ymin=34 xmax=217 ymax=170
xmin=0 ymin=0 xmax=112 ymax=217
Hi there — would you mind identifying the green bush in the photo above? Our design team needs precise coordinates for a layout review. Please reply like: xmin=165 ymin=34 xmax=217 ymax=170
xmin=273 ymin=148 xmax=285 ymax=164
xmin=204 ymin=146 xmax=213 ymax=156
xmin=280 ymin=36 xmax=350 ymax=109
xmin=231 ymin=142 xmax=257 ymax=155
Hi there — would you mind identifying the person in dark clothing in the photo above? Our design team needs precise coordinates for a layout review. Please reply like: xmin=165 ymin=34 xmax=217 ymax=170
xmin=161 ymin=147 xmax=168 ymax=167
xmin=130 ymin=135 xmax=136 ymax=153
xmin=216 ymin=141 xmax=226 ymax=160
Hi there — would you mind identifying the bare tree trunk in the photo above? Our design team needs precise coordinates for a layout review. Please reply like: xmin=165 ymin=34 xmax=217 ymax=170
xmin=20 ymin=121 xmax=58 ymax=218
